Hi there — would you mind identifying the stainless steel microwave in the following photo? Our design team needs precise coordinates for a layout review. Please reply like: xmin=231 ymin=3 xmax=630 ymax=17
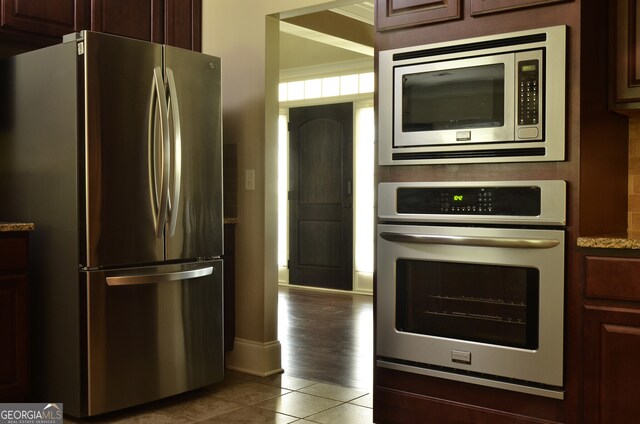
xmin=378 ymin=25 xmax=566 ymax=165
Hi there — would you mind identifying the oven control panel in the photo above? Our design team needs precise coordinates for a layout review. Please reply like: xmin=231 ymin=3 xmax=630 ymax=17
xmin=397 ymin=186 xmax=541 ymax=216
xmin=379 ymin=180 xmax=566 ymax=226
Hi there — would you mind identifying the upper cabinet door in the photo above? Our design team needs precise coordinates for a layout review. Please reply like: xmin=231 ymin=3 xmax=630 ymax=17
xmin=611 ymin=0 xmax=640 ymax=114
xmin=164 ymin=0 xmax=201 ymax=51
xmin=0 ymin=0 xmax=201 ymax=51
xmin=376 ymin=0 xmax=461 ymax=31
xmin=90 ymin=0 xmax=163 ymax=43
xmin=0 ymin=0 xmax=86 ymax=44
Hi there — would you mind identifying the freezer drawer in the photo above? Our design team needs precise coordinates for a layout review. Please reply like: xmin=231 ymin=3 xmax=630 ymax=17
xmin=84 ymin=260 xmax=223 ymax=416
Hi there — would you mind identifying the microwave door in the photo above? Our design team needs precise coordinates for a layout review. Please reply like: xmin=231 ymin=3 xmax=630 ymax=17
xmin=394 ymin=53 xmax=516 ymax=148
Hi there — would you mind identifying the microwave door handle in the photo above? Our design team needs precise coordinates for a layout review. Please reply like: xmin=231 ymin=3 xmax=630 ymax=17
xmin=379 ymin=232 xmax=560 ymax=249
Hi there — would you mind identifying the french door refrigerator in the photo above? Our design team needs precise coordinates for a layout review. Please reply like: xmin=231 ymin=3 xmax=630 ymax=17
xmin=0 ymin=31 xmax=223 ymax=417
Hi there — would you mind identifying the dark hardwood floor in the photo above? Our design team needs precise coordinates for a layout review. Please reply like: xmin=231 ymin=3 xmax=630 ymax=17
xmin=278 ymin=285 xmax=373 ymax=390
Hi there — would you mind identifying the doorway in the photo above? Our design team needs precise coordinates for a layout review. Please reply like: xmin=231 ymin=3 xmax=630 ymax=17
xmin=273 ymin=1 xmax=375 ymax=393
xmin=276 ymin=1 xmax=375 ymax=293
xmin=288 ymin=103 xmax=354 ymax=290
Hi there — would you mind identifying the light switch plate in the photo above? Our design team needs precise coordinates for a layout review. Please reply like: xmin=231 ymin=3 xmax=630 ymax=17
xmin=245 ymin=169 xmax=255 ymax=191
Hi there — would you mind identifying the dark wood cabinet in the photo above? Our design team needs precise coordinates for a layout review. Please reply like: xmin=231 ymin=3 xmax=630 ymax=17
xmin=0 ymin=231 xmax=29 ymax=402
xmin=583 ymin=256 xmax=640 ymax=423
xmin=164 ymin=0 xmax=201 ymax=51
xmin=584 ymin=305 xmax=640 ymax=423
xmin=89 ymin=0 xmax=162 ymax=44
xmin=611 ymin=0 xmax=640 ymax=113
xmin=469 ymin=0 xmax=569 ymax=16
xmin=375 ymin=0 xmax=461 ymax=31
xmin=0 ymin=0 xmax=201 ymax=51
xmin=375 ymin=0 xmax=572 ymax=31
xmin=90 ymin=0 xmax=200 ymax=49
xmin=0 ymin=0 xmax=86 ymax=48
xmin=374 ymin=0 xmax=622 ymax=421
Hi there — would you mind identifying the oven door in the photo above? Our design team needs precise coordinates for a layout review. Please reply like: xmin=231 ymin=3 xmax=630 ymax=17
xmin=376 ymin=223 xmax=564 ymax=395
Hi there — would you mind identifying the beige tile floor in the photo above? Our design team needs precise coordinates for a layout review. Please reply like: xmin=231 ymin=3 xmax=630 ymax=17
xmin=63 ymin=370 xmax=373 ymax=424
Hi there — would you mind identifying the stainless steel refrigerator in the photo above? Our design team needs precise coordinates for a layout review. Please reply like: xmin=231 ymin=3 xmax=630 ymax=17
xmin=0 ymin=31 xmax=224 ymax=417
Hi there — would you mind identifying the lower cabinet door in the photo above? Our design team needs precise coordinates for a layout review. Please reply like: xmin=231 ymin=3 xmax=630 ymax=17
xmin=584 ymin=305 xmax=640 ymax=423
xmin=0 ymin=274 xmax=28 ymax=401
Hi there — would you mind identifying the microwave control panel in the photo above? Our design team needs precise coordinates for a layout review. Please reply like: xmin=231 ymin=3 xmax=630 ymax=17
xmin=517 ymin=60 xmax=540 ymax=126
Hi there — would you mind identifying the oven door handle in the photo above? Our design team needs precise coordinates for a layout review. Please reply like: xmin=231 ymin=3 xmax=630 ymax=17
xmin=380 ymin=232 xmax=561 ymax=249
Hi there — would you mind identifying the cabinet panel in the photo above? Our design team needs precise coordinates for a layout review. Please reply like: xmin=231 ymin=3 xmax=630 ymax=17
xmin=1 ymin=0 xmax=85 ymax=39
xmin=164 ymin=0 xmax=201 ymax=51
xmin=376 ymin=0 xmax=461 ymax=31
xmin=611 ymin=0 xmax=640 ymax=112
xmin=0 ymin=234 xmax=27 ymax=270
xmin=584 ymin=306 xmax=640 ymax=424
xmin=0 ymin=232 xmax=29 ymax=402
xmin=90 ymin=0 xmax=162 ymax=43
xmin=0 ymin=274 xmax=28 ymax=401
xmin=1 ymin=0 xmax=201 ymax=52
xmin=470 ymin=0 xmax=569 ymax=16
xmin=585 ymin=256 xmax=640 ymax=301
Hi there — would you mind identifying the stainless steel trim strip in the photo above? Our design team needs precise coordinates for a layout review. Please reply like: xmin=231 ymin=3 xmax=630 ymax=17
xmin=165 ymin=68 xmax=182 ymax=237
xmin=380 ymin=232 xmax=561 ymax=249
xmin=377 ymin=360 xmax=564 ymax=400
xmin=105 ymin=266 xmax=213 ymax=286
xmin=152 ymin=67 xmax=170 ymax=238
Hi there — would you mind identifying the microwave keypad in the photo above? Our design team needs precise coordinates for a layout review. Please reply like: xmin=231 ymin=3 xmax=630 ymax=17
xmin=518 ymin=60 xmax=539 ymax=126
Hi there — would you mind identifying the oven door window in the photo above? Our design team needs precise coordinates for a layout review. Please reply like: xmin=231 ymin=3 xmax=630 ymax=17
xmin=396 ymin=259 xmax=539 ymax=350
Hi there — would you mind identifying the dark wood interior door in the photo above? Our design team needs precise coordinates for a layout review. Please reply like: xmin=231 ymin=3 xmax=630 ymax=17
xmin=289 ymin=103 xmax=353 ymax=290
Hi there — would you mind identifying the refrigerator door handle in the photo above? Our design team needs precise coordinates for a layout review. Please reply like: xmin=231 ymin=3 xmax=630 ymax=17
xmin=166 ymin=67 xmax=182 ymax=237
xmin=106 ymin=266 xmax=213 ymax=286
xmin=149 ymin=67 xmax=171 ymax=238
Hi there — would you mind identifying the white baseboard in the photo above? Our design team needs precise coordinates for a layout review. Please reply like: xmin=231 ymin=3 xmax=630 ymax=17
xmin=278 ymin=267 xmax=373 ymax=295
xmin=354 ymin=271 xmax=373 ymax=293
xmin=225 ymin=338 xmax=283 ymax=377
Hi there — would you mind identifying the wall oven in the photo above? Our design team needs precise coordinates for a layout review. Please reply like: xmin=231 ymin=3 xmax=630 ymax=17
xmin=376 ymin=180 xmax=566 ymax=399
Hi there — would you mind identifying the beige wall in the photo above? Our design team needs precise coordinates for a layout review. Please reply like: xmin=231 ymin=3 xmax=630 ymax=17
xmin=201 ymin=0 xmax=340 ymax=375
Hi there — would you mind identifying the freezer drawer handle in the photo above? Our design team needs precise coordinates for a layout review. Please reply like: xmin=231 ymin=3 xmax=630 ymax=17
xmin=106 ymin=266 xmax=213 ymax=286
xmin=379 ymin=232 xmax=560 ymax=249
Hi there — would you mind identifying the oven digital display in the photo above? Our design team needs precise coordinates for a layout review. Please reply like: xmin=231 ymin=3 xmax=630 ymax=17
xmin=397 ymin=186 xmax=541 ymax=215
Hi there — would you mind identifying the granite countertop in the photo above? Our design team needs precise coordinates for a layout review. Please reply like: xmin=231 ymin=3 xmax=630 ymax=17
xmin=577 ymin=231 xmax=640 ymax=250
xmin=0 ymin=222 xmax=35 ymax=232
